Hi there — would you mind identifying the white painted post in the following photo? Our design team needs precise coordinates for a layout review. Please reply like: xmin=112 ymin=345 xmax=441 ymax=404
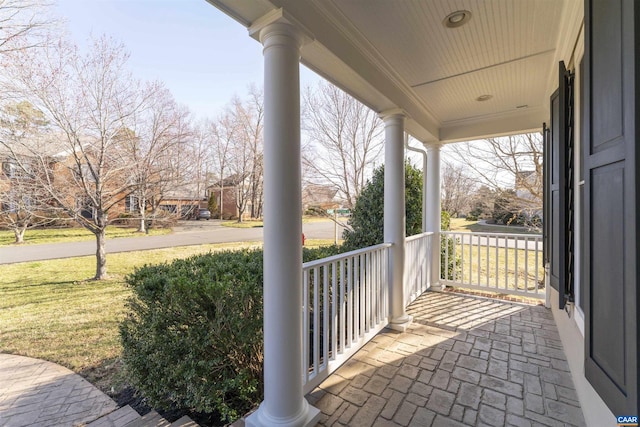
xmin=246 ymin=15 xmax=320 ymax=427
xmin=425 ymin=143 xmax=441 ymax=288
xmin=381 ymin=110 xmax=412 ymax=331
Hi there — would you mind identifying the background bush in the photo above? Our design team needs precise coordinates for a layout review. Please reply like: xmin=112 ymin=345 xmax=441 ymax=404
xmin=342 ymin=163 xmax=423 ymax=250
xmin=342 ymin=163 xmax=459 ymax=280
xmin=120 ymin=246 xmax=343 ymax=423
xmin=440 ymin=210 xmax=461 ymax=280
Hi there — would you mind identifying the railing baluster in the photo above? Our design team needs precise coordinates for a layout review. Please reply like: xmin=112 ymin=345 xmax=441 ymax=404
xmin=361 ymin=253 xmax=365 ymax=337
xmin=365 ymin=252 xmax=370 ymax=332
xmin=535 ymin=237 xmax=540 ymax=295
xmin=504 ymin=236 xmax=509 ymax=290
xmin=495 ymin=236 xmax=500 ymax=289
xmin=323 ymin=264 xmax=329 ymax=368
xmin=303 ymin=268 xmax=309 ymax=382
xmin=468 ymin=233 xmax=472 ymax=284
xmin=444 ymin=233 xmax=449 ymax=282
xmin=514 ymin=238 xmax=519 ymax=292
xmin=340 ymin=258 xmax=345 ymax=354
xmin=372 ymin=249 xmax=378 ymax=323
xmin=486 ymin=235 xmax=490 ymax=288
xmin=347 ymin=256 xmax=352 ymax=349
xmin=524 ymin=237 xmax=529 ymax=294
xmin=477 ymin=234 xmax=481 ymax=285
xmin=460 ymin=233 xmax=464 ymax=283
xmin=332 ymin=261 xmax=337 ymax=359
xmin=354 ymin=254 xmax=360 ymax=338
xmin=313 ymin=266 xmax=319 ymax=376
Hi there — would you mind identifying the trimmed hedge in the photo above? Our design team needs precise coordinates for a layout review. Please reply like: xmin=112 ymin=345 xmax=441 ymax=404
xmin=120 ymin=245 xmax=343 ymax=423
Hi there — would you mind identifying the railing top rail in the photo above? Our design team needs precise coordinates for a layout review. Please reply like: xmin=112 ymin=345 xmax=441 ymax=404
xmin=440 ymin=230 xmax=542 ymax=239
xmin=405 ymin=231 xmax=435 ymax=242
xmin=302 ymin=242 xmax=392 ymax=269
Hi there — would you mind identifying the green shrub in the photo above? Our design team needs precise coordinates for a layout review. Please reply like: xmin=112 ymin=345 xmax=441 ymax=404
xmin=441 ymin=210 xmax=451 ymax=231
xmin=342 ymin=163 xmax=423 ymax=251
xmin=440 ymin=210 xmax=460 ymax=280
xmin=303 ymin=244 xmax=344 ymax=260
xmin=120 ymin=249 xmax=264 ymax=422
xmin=304 ymin=206 xmax=325 ymax=217
xmin=120 ymin=246 xmax=345 ymax=423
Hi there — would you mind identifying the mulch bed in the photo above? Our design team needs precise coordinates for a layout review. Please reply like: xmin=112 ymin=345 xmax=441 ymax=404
xmin=112 ymin=386 xmax=224 ymax=427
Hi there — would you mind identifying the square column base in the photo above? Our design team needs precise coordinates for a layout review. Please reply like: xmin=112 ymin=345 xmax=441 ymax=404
xmin=388 ymin=315 xmax=413 ymax=332
xmin=245 ymin=400 xmax=321 ymax=427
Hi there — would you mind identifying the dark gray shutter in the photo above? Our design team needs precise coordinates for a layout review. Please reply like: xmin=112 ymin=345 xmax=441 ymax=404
xmin=547 ymin=61 xmax=573 ymax=310
xmin=542 ymin=123 xmax=550 ymax=267
xmin=584 ymin=0 xmax=638 ymax=414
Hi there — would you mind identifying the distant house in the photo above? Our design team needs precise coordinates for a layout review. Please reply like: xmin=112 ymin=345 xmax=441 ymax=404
xmin=302 ymin=184 xmax=339 ymax=211
xmin=156 ymin=185 xmax=207 ymax=219
xmin=0 ymin=145 xmax=63 ymax=220
xmin=206 ymin=173 xmax=260 ymax=220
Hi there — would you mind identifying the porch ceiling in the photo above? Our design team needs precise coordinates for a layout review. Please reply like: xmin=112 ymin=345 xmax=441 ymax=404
xmin=205 ymin=0 xmax=582 ymax=143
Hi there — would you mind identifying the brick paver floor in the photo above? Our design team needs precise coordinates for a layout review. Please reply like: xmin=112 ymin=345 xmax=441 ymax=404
xmin=0 ymin=354 xmax=117 ymax=427
xmin=307 ymin=291 xmax=586 ymax=426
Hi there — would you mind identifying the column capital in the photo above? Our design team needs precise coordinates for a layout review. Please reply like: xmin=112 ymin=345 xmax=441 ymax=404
xmin=249 ymin=8 xmax=314 ymax=48
xmin=424 ymin=142 xmax=442 ymax=152
xmin=378 ymin=108 xmax=407 ymax=122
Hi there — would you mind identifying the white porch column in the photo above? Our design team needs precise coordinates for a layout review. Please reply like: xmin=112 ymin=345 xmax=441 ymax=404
xmin=425 ymin=143 xmax=441 ymax=287
xmin=246 ymin=16 xmax=320 ymax=427
xmin=381 ymin=110 xmax=412 ymax=332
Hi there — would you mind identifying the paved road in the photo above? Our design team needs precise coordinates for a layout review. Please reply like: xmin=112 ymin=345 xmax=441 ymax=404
xmin=0 ymin=219 xmax=348 ymax=265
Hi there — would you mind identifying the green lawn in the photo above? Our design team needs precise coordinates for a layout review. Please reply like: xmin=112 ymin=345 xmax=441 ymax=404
xmin=0 ymin=238 xmax=335 ymax=394
xmin=221 ymin=216 xmax=331 ymax=228
xmin=0 ymin=226 xmax=172 ymax=247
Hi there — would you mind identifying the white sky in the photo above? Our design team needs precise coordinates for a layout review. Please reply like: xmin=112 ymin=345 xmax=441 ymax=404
xmin=54 ymin=0 xmax=320 ymax=120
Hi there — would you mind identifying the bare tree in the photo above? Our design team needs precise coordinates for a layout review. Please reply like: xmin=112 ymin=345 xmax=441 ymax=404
xmin=125 ymin=83 xmax=192 ymax=232
xmin=0 ymin=0 xmax=54 ymax=55
xmin=3 ymin=36 xmax=146 ymax=279
xmin=207 ymin=113 xmax=234 ymax=219
xmin=0 ymin=101 xmax=58 ymax=243
xmin=226 ymin=92 xmax=263 ymax=223
xmin=441 ymin=161 xmax=476 ymax=217
xmin=448 ymin=133 xmax=543 ymax=218
xmin=302 ymin=81 xmax=384 ymax=209
xmin=232 ymin=87 xmax=263 ymax=220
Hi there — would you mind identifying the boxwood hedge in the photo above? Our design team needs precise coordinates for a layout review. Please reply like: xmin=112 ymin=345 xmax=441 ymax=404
xmin=120 ymin=245 xmax=342 ymax=423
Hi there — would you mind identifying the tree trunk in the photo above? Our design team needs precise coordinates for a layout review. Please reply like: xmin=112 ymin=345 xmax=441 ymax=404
xmin=220 ymin=186 xmax=224 ymax=219
xmin=137 ymin=198 xmax=147 ymax=233
xmin=14 ymin=227 xmax=25 ymax=244
xmin=94 ymin=214 xmax=108 ymax=280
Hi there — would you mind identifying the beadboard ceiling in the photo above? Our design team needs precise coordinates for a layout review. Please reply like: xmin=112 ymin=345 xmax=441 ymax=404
xmin=206 ymin=0 xmax=582 ymax=143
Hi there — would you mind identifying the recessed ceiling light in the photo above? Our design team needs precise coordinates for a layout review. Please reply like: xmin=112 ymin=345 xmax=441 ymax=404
xmin=443 ymin=10 xmax=471 ymax=28
xmin=476 ymin=94 xmax=493 ymax=102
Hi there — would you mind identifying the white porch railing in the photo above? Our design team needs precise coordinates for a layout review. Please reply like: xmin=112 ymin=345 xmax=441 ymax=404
xmin=404 ymin=232 xmax=434 ymax=306
xmin=440 ymin=231 xmax=545 ymax=299
xmin=302 ymin=243 xmax=391 ymax=394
